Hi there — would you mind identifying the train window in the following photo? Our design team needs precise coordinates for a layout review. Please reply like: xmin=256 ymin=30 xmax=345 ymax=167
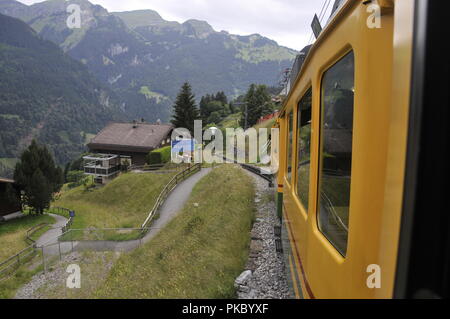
xmin=296 ymin=88 xmax=312 ymax=211
xmin=318 ymin=51 xmax=355 ymax=257
xmin=286 ymin=112 xmax=294 ymax=181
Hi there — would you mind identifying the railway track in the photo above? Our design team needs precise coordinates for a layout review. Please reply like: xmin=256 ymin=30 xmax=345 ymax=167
xmin=222 ymin=156 xmax=274 ymax=188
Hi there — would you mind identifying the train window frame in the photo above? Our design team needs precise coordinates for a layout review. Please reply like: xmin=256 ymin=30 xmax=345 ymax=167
xmin=286 ymin=111 xmax=294 ymax=183
xmin=295 ymin=87 xmax=313 ymax=213
xmin=317 ymin=50 xmax=355 ymax=258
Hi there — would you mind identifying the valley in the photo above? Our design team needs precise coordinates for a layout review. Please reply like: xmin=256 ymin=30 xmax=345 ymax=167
xmin=0 ymin=0 xmax=296 ymax=173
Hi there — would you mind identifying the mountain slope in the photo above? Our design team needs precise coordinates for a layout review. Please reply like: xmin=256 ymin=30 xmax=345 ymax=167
xmin=0 ymin=13 xmax=126 ymax=168
xmin=0 ymin=0 xmax=296 ymax=119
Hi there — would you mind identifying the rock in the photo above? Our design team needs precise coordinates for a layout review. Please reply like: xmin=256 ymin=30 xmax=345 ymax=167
xmin=250 ymin=240 xmax=263 ymax=253
xmin=235 ymin=270 xmax=252 ymax=287
xmin=238 ymin=285 xmax=250 ymax=293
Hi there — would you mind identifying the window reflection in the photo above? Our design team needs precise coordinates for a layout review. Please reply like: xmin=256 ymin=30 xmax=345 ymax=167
xmin=287 ymin=112 xmax=293 ymax=181
xmin=318 ymin=51 xmax=355 ymax=257
xmin=297 ymin=88 xmax=312 ymax=211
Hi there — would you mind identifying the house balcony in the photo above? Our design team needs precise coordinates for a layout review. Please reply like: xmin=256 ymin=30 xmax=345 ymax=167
xmin=84 ymin=165 xmax=120 ymax=177
xmin=83 ymin=154 xmax=121 ymax=178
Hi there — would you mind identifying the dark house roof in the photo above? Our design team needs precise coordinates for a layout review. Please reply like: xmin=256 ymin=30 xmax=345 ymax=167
xmin=88 ymin=123 xmax=173 ymax=153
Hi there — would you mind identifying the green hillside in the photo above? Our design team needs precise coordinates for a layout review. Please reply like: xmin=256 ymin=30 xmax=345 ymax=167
xmin=0 ymin=13 xmax=126 ymax=168
xmin=94 ymin=165 xmax=255 ymax=298
xmin=0 ymin=0 xmax=296 ymax=112
xmin=52 ymin=171 xmax=177 ymax=229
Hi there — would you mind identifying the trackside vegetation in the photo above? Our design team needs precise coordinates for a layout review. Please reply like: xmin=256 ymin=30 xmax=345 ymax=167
xmin=52 ymin=171 xmax=177 ymax=229
xmin=94 ymin=165 xmax=255 ymax=298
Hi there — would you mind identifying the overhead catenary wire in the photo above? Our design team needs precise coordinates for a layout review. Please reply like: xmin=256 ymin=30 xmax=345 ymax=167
xmin=307 ymin=0 xmax=332 ymax=45
xmin=320 ymin=0 xmax=332 ymax=24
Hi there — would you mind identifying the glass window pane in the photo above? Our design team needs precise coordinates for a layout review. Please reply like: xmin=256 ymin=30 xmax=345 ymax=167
xmin=318 ymin=52 xmax=355 ymax=257
xmin=287 ymin=112 xmax=293 ymax=181
xmin=297 ymin=88 xmax=312 ymax=211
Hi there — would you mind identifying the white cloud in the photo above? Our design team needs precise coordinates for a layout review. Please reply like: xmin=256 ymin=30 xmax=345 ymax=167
xmin=16 ymin=0 xmax=334 ymax=50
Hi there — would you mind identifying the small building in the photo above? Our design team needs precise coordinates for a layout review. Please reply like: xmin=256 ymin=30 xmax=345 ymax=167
xmin=87 ymin=122 xmax=174 ymax=166
xmin=83 ymin=154 xmax=125 ymax=184
xmin=0 ymin=178 xmax=21 ymax=217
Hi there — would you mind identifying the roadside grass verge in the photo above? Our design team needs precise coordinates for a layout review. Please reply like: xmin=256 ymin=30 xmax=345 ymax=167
xmin=59 ymin=228 xmax=145 ymax=242
xmin=28 ymin=225 xmax=52 ymax=243
xmin=0 ymin=257 xmax=45 ymax=299
xmin=94 ymin=164 xmax=255 ymax=299
xmin=0 ymin=214 xmax=56 ymax=299
xmin=51 ymin=171 xmax=177 ymax=230
xmin=0 ymin=214 xmax=56 ymax=262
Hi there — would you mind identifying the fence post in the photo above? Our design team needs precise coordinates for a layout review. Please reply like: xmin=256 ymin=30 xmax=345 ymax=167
xmin=41 ymin=247 xmax=46 ymax=274
xmin=58 ymin=242 xmax=62 ymax=260
xmin=17 ymin=253 xmax=20 ymax=266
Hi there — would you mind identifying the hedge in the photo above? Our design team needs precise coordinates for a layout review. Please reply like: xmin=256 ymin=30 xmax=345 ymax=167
xmin=147 ymin=146 xmax=171 ymax=165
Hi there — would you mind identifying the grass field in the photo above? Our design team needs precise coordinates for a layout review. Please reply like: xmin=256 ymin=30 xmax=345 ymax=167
xmin=254 ymin=117 xmax=276 ymax=131
xmin=0 ymin=214 xmax=56 ymax=299
xmin=52 ymin=171 xmax=177 ymax=229
xmin=94 ymin=165 xmax=255 ymax=299
xmin=0 ymin=214 xmax=56 ymax=262
xmin=0 ymin=257 xmax=45 ymax=299
xmin=219 ymin=113 xmax=242 ymax=129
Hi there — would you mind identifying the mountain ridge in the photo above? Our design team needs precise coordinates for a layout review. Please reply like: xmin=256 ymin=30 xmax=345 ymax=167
xmin=0 ymin=0 xmax=296 ymax=107
xmin=0 ymin=12 xmax=128 ymax=169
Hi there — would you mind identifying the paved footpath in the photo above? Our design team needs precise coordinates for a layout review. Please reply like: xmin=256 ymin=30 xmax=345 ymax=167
xmin=141 ymin=167 xmax=212 ymax=244
xmin=36 ymin=214 xmax=68 ymax=247
xmin=38 ymin=168 xmax=212 ymax=255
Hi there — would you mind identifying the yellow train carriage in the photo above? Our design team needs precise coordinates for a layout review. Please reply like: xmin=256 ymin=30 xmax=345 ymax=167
xmin=277 ymin=0 xmax=449 ymax=299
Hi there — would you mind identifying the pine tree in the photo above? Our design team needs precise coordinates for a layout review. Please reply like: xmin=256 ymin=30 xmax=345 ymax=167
xmin=240 ymin=84 xmax=274 ymax=128
xmin=255 ymin=85 xmax=274 ymax=117
xmin=14 ymin=140 xmax=64 ymax=215
xmin=241 ymin=84 xmax=258 ymax=128
xmin=171 ymin=82 xmax=200 ymax=134
xmin=215 ymin=91 xmax=228 ymax=105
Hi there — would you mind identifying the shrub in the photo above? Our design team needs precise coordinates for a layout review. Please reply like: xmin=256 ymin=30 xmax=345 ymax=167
xmin=147 ymin=146 xmax=171 ymax=165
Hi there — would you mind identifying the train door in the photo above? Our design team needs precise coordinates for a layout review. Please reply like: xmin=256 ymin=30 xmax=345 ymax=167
xmin=394 ymin=0 xmax=450 ymax=299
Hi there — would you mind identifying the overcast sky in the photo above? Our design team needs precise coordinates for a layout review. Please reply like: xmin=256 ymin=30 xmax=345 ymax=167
xmin=17 ymin=0 xmax=334 ymax=50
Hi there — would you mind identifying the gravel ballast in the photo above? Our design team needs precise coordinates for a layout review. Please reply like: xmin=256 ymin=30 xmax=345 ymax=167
xmin=235 ymin=169 xmax=291 ymax=299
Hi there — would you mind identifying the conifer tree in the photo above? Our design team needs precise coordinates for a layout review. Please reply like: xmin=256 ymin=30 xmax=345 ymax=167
xmin=171 ymin=82 xmax=200 ymax=134
xmin=14 ymin=140 xmax=64 ymax=215
xmin=240 ymin=84 xmax=274 ymax=128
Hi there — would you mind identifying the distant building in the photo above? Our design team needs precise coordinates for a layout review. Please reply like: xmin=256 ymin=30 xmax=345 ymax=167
xmin=83 ymin=154 xmax=123 ymax=185
xmin=87 ymin=121 xmax=174 ymax=166
xmin=0 ymin=178 xmax=21 ymax=217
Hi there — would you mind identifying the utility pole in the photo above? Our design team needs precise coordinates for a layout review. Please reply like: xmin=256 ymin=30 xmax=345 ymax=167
xmin=244 ymin=102 xmax=248 ymax=130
